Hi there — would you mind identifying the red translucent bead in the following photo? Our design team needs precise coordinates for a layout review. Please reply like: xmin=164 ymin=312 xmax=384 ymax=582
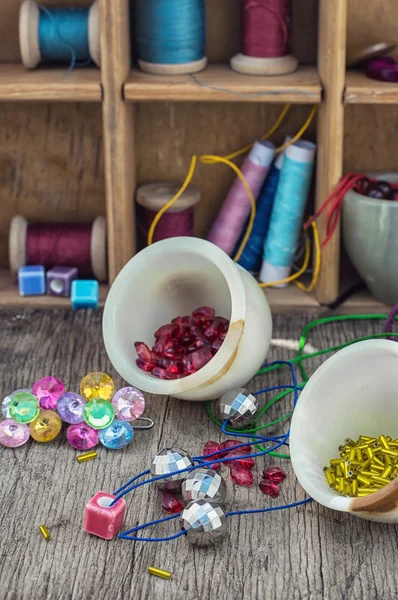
xmin=166 ymin=361 xmax=180 ymax=375
xmin=152 ymin=367 xmax=176 ymax=380
xmin=153 ymin=336 xmax=168 ymax=356
xmin=134 ymin=342 xmax=155 ymax=364
xmin=154 ymin=356 xmax=170 ymax=369
xmin=172 ymin=316 xmax=188 ymax=335
xmin=136 ymin=358 xmax=154 ymax=372
xmin=229 ymin=462 xmax=253 ymax=487
xmin=163 ymin=340 xmax=183 ymax=360
xmin=262 ymin=467 xmax=287 ymax=484
xmin=179 ymin=333 xmax=194 ymax=347
xmin=161 ymin=491 xmax=184 ymax=514
xmin=259 ymin=480 xmax=280 ymax=497
xmin=192 ymin=306 xmax=215 ymax=320
xmin=211 ymin=338 xmax=224 ymax=355
xmin=224 ymin=452 xmax=255 ymax=470
xmin=202 ymin=440 xmax=221 ymax=470
xmin=192 ymin=346 xmax=213 ymax=370
xmin=219 ymin=440 xmax=252 ymax=456
xmin=154 ymin=324 xmax=179 ymax=339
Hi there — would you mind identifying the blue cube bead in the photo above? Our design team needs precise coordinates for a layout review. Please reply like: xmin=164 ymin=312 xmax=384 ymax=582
xmin=71 ymin=280 xmax=99 ymax=310
xmin=18 ymin=266 xmax=46 ymax=296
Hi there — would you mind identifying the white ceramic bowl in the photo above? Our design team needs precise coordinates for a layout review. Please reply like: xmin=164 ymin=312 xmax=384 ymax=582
xmin=103 ymin=237 xmax=272 ymax=401
xmin=290 ymin=340 xmax=398 ymax=522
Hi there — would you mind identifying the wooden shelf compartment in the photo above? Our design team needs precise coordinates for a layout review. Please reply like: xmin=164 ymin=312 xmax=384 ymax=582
xmin=345 ymin=71 xmax=398 ymax=105
xmin=0 ymin=64 xmax=102 ymax=102
xmin=124 ymin=65 xmax=322 ymax=104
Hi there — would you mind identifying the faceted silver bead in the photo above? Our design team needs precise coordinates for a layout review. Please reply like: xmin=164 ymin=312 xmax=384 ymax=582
xmin=181 ymin=499 xmax=228 ymax=546
xmin=181 ymin=468 xmax=227 ymax=504
xmin=219 ymin=387 xmax=258 ymax=428
xmin=150 ymin=447 xmax=193 ymax=491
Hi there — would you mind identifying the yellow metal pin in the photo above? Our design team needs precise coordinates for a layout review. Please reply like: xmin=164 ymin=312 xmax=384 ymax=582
xmin=39 ymin=525 xmax=51 ymax=541
xmin=148 ymin=566 xmax=171 ymax=580
xmin=76 ymin=451 xmax=97 ymax=463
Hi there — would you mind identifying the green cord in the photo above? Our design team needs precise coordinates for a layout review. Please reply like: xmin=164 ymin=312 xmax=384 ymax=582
xmin=205 ymin=314 xmax=398 ymax=461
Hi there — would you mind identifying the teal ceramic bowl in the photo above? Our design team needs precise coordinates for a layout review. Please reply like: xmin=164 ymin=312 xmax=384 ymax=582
xmin=343 ymin=173 xmax=398 ymax=304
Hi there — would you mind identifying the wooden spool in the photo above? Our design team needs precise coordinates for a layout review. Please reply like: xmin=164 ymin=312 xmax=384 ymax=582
xmin=136 ymin=182 xmax=201 ymax=213
xmin=9 ymin=215 xmax=108 ymax=282
xmin=346 ymin=41 xmax=398 ymax=68
xmin=230 ymin=53 xmax=298 ymax=76
xmin=19 ymin=0 xmax=101 ymax=69
xmin=138 ymin=57 xmax=207 ymax=76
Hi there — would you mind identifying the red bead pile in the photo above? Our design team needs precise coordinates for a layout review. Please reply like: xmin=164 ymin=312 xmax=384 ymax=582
xmin=135 ymin=307 xmax=230 ymax=380
xmin=355 ymin=177 xmax=398 ymax=201
xmin=259 ymin=467 xmax=287 ymax=498
xmin=202 ymin=439 xmax=255 ymax=487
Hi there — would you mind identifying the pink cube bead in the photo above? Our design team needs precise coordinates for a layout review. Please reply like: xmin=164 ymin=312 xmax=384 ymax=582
xmin=83 ymin=491 xmax=126 ymax=540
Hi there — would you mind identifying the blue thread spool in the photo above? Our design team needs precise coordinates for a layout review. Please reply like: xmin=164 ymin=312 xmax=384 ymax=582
xmin=135 ymin=0 xmax=207 ymax=75
xmin=19 ymin=0 xmax=100 ymax=69
xmin=237 ymin=142 xmax=288 ymax=273
xmin=259 ymin=141 xmax=316 ymax=287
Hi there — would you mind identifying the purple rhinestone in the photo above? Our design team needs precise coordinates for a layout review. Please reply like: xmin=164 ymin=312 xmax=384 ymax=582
xmin=32 ymin=376 xmax=65 ymax=410
xmin=57 ymin=392 xmax=85 ymax=424
xmin=112 ymin=387 xmax=145 ymax=421
xmin=66 ymin=423 xmax=99 ymax=450
xmin=0 ymin=419 xmax=30 ymax=448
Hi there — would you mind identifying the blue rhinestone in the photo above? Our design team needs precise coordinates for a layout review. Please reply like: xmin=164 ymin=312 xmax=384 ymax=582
xmin=99 ymin=419 xmax=134 ymax=450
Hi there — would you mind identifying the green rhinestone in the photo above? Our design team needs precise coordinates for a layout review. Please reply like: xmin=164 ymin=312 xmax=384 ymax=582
xmin=9 ymin=391 xmax=40 ymax=424
xmin=83 ymin=398 xmax=115 ymax=430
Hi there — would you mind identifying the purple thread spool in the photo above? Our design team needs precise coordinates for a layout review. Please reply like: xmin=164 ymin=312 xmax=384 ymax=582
xmin=207 ymin=141 xmax=275 ymax=256
xmin=365 ymin=57 xmax=398 ymax=83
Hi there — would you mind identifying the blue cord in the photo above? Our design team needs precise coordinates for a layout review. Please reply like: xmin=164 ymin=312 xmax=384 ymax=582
xmin=226 ymin=498 xmax=312 ymax=518
xmin=113 ymin=469 xmax=151 ymax=496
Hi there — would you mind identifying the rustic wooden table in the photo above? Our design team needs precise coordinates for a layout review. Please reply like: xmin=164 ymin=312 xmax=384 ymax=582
xmin=1 ymin=308 xmax=397 ymax=600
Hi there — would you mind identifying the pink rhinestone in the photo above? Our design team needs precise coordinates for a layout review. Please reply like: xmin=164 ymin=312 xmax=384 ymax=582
xmin=263 ymin=467 xmax=287 ymax=484
xmin=161 ymin=491 xmax=184 ymax=514
xmin=259 ymin=480 xmax=280 ymax=497
xmin=202 ymin=440 xmax=221 ymax=470
xmin=0 ymin=419 xmax=30 ymax=448
xmin=32 ymin=376 xmax=65 ymax=410
xmin=229 ymin=462 xmax=253 ymax=487
xmin=112 ymin=387 xmax=145 ymax=421
xmin=66 ymin=423 xmax=99 ymax=450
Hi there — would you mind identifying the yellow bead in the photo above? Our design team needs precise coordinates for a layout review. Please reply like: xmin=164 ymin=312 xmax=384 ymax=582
xmin=30 ymin=410 xmax=62 ymax=442
xmin=80 ymin=372 xmax=115 ymax=402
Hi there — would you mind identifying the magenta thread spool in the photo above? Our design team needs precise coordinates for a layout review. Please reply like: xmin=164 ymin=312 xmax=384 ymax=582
xmin=136 ymin=182 xmax=201 ymax=245
xmin=207 ymin=141 xmax=275 ymax=256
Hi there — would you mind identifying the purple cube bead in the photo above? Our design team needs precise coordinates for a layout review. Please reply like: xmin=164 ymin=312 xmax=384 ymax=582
xmin=46 ymin=266 xmax=78 ymax=297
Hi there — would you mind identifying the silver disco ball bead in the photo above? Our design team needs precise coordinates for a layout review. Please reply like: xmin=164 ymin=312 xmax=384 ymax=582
xmin=181 ymin=468 xmax=227 ymax=504
xmin=219 ymin=387 xmax=258 ymax=428
xmin=150 ymin=447 xmax=193 ymax=491
xmin=181 ymin=499 xmax=228 ymax=546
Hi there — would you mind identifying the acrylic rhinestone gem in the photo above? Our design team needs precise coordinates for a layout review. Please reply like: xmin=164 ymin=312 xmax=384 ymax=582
xmin=84 ymin=398 xmax=115 ymax=430
xmin=30 ymin=410 xmax=62 ymax=442
xmin=218 ymin=387 xmax=258 ymax=428
xmin=9 ymin=391 xmax=40 ymax=424
xmin=111 ymin=387 xmax=145 ymax=421
xmin=0 ymin=419 xmax=30 ymax=448
xmin=182 ymin=469 xmax=227 ymax=504
xmin=57 ymin=392 xmax=85 ymax=424
xmin=99 ymin=419 xmax=134 ymax=449
xmin=150 ymin=448 xmax=194 ymax=491
xmin=32 ymin=376 xmax=65 ymax=410
xmin=66 ymin=423 xmax=99 ymax=450
xmin=181 ymin=499 xmax=228 ymax=546
xmin=80 ymin=372 xmax=115 ymax=402
xmin=2 ymin=388 xmax=31 ymax=419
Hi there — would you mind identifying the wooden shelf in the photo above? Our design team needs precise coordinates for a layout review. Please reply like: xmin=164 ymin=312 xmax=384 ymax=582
xmin=345 ymin=71 xmax=398 ymax=104
xmin=124 ymin=65 xmax=322 ymax=104
xmin=0 ymin=64 xmax=102 ymax=102
xmin=0 ymin=270 xmax=108 ymax=308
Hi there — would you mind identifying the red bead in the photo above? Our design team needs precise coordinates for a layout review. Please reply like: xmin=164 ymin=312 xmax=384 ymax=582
xmin=180 ymin=333 xmax=194 ymax=347
xmin=163 ymin=340 xmax=183 ymax=360
xmin=263 ymin=467 xmax=287 ymax=484
xmin=172 ymin=316 xmax=189 ymax=335
xmin=224 ymin=452 xmax=255 ymax=470
xmin=152 ymin=367 xmax=176 ymax=380
xmin=229 ymin=462 xmax=253 ymax=487
xmin=259 ymin=480 xmax=280 ymax=497
xmin=203 ymin=319 xmax=223 ymax=341
xmin=154 ymin=324 xmax=179 ymax=339
xmin=136 ymin=358 xmax=154 ymax=372
xmin=192 ymin=306 xmax=215 ymax=320
xmin=161 ymin=491 xmax=184 ymax=514
xmin=219 ymin=440 xmax=252 ymax=457
xmin=166 ymin=361 xmax=180 ymax=375
xmin=153 ymin=336 xmax=168 ymax=356
xmin=134 ymin=342 xmax=155 ymax=364
xmin=202 ymin=440 xmax=221 ymax=470
xmin=211 ymin=338 xmax=224 ymax=355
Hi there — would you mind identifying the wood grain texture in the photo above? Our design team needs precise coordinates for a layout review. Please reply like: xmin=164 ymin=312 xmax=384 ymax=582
xmin=0 ymin=102 xmax=104 ymax=269
xmin=100 ymin=0 xmax=135 ymax=282
xmin=1 ymin=309 xmax=398 ymax=600
xmin=0 ymin=65 xmax=101 ymax=102
xmin=345 ymin=71 xmax=398 ymax=104
xmin=314 ymin=0 xmax=347 ymax=305
xmin=124 ymin=66 xmax=321 ymax=104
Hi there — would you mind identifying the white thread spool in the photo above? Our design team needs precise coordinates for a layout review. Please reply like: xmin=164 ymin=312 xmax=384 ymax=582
xmin=19 ymin=0 xmax=101 ymax=69
xmin=9 ymin=215 xmax=107 ymax=282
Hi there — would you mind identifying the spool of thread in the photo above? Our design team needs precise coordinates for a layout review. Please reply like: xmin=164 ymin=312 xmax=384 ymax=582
xmin=231 ymin=0 xmax=298 ymax=76
xmin=259 ymin=140 xmax=316 ymax=287
xmin=19 ymin=0 xmax=100 ymax=69
xmin=365 ymin=57 xmax=398 ymax=83
xmin=9 ymin=215 xmax=107 ymax=282
xmin=136 ymin=182 xmax=201 ymax=244
xmin=135 ymin=0 xmax=207 ymax=75
xmin=207 ymin=141 xmax=275 ymax=256
xmin=237 ymin=137 xmax=290 ymax=273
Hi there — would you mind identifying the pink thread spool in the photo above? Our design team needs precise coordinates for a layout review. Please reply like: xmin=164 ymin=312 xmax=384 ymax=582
xmin=207 ymin=141 xmax=275 ymax=256
xmin=136 ymin=182 xmax=201 ymax=245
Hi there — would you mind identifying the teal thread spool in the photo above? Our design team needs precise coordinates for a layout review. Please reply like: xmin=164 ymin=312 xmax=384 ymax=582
xmin=259 ymin=140 xmax=316 ymax=287
xmin=19 ymin=0 xmax=100 ymax=69
xmin=136 ymin=0 xmax=207 ymax=75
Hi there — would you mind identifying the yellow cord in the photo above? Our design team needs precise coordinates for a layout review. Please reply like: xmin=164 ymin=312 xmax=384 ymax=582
xmin=146 ymin=105 xmax=320 ymax=293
